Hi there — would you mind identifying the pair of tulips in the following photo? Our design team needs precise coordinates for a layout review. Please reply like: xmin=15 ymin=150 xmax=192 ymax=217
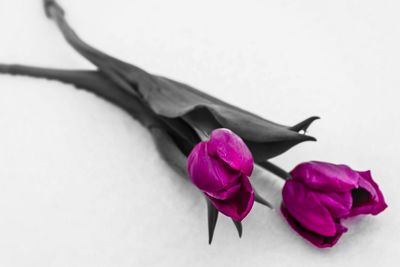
xmin=0 ymin=0 xmax=387 ymax=249
xmin=189 ymin=128 xmax=387 ymax=248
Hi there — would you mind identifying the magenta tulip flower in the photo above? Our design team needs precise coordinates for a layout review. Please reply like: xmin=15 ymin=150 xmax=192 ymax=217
xmin=281 ymin=161 xmax=387 ymax=248
xmin=187 ymin=128 xmax=255 ymax=221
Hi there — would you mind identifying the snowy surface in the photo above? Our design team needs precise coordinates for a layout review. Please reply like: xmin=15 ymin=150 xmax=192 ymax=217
xmin=0 ymin=0 xmax=399 ymax=266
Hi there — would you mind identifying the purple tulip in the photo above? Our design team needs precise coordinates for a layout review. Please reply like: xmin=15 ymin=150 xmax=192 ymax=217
xmin=187 ymin=128 xmax=255 ymax=221
xmin=281 ymin=161 xmax=387 ymax=248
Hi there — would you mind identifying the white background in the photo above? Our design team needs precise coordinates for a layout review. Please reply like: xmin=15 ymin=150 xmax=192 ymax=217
xmin=0 ymin=0 xmax=399 ymax=266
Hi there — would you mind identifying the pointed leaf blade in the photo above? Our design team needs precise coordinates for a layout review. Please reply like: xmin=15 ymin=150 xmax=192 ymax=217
xmin=232 ymin=220 xmax=243 ymax=238
xmin=206 ymin=198 xmax=219 ymax=244
xmin=43 ymin=0 xmax=318 ymax=161
xmin=254 ymin=190 xmax=273 ymax=209
xmin=290 ymin=116 xmax=320 ymax=132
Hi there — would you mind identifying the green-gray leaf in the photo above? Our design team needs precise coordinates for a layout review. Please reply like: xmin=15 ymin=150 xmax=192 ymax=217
xmin=254 ymin=189 xmax=273 ymax=209
xmin=232 ymin=219 xmax=243 ymax=238
xmin=44 ymin=0 xmax=319 ymax=162
xmin=206 ymin=199 xmax=219 ymax=244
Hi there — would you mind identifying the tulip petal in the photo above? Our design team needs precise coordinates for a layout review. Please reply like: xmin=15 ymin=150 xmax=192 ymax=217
xmin=188 ymin=142 xmax=241 ymax=192
xmin=290 ymin=161 xmax=359 ymax=192
xmin=205 ymin=182 xmax=241 ymax=200
xmin=281 ymin=205 xmax=347 ymax=248
xmin=208 ymin=176 xmax=254 ymax=221
xmin=207 ymin=128 xmax=254 ymax=176
xmin=314 ymin=191 xmax=352 ymax=218
xmin=348 ymin=171 xmax=387 ymax=217
xmin=282 ymin=180 xmax=337 ymax=236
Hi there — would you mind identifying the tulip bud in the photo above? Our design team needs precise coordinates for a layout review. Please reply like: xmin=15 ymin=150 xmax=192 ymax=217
xmin=281 ymin=161 xmax=387 ymax=248
xmin=187 ymin=128 xmax=255 ymax=221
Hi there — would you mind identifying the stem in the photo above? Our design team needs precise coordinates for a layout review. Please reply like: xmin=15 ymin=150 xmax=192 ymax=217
xmin=42 ymin=1 xmax=202 ymax=149
xmin=258 ymin=161 xmax=291 ymax=180
xmin=43 ymin=0 xmax=158 ymax=99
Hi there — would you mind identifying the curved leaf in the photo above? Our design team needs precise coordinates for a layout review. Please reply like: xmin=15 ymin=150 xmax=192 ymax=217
xmin=154 ymin=76 xmax=314 ymax=142
xmin=44 ymin=0 xmax=318 ymax=161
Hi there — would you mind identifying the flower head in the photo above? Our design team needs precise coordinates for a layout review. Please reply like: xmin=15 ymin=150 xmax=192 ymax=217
xmin=187 ymin=128 xmax=255 ymax=221
xmin=281 ymin=161 xmax=387 ymax=248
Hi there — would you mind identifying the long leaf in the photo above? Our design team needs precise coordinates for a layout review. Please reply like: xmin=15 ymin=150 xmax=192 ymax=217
xmin=44 ymin=0 xmax=318 ymax=161
xmin=0 ymin=63 xmax=200 ymax=152
xmin=0 ymin=64 xmax=157 ymax=127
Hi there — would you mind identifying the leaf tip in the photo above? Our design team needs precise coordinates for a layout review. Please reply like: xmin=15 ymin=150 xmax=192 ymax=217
xmin=206 ymin=199 xmax=219 ymax=244
xmin=232 ymin=220 xmax=243 ymax=238
xmin=254 ymin=190 xmax=273 ymax=209
xmin=305 ymin=135 xmax=317 ymax=142
xmin=290 ymin=116 xmax=320 ymax=133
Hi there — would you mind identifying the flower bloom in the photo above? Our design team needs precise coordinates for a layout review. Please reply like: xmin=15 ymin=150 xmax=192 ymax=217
xmin=281 ymin=161 xmax=387 ymax=248
xmin=187 ymin=128 xmax=254 ymax=221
